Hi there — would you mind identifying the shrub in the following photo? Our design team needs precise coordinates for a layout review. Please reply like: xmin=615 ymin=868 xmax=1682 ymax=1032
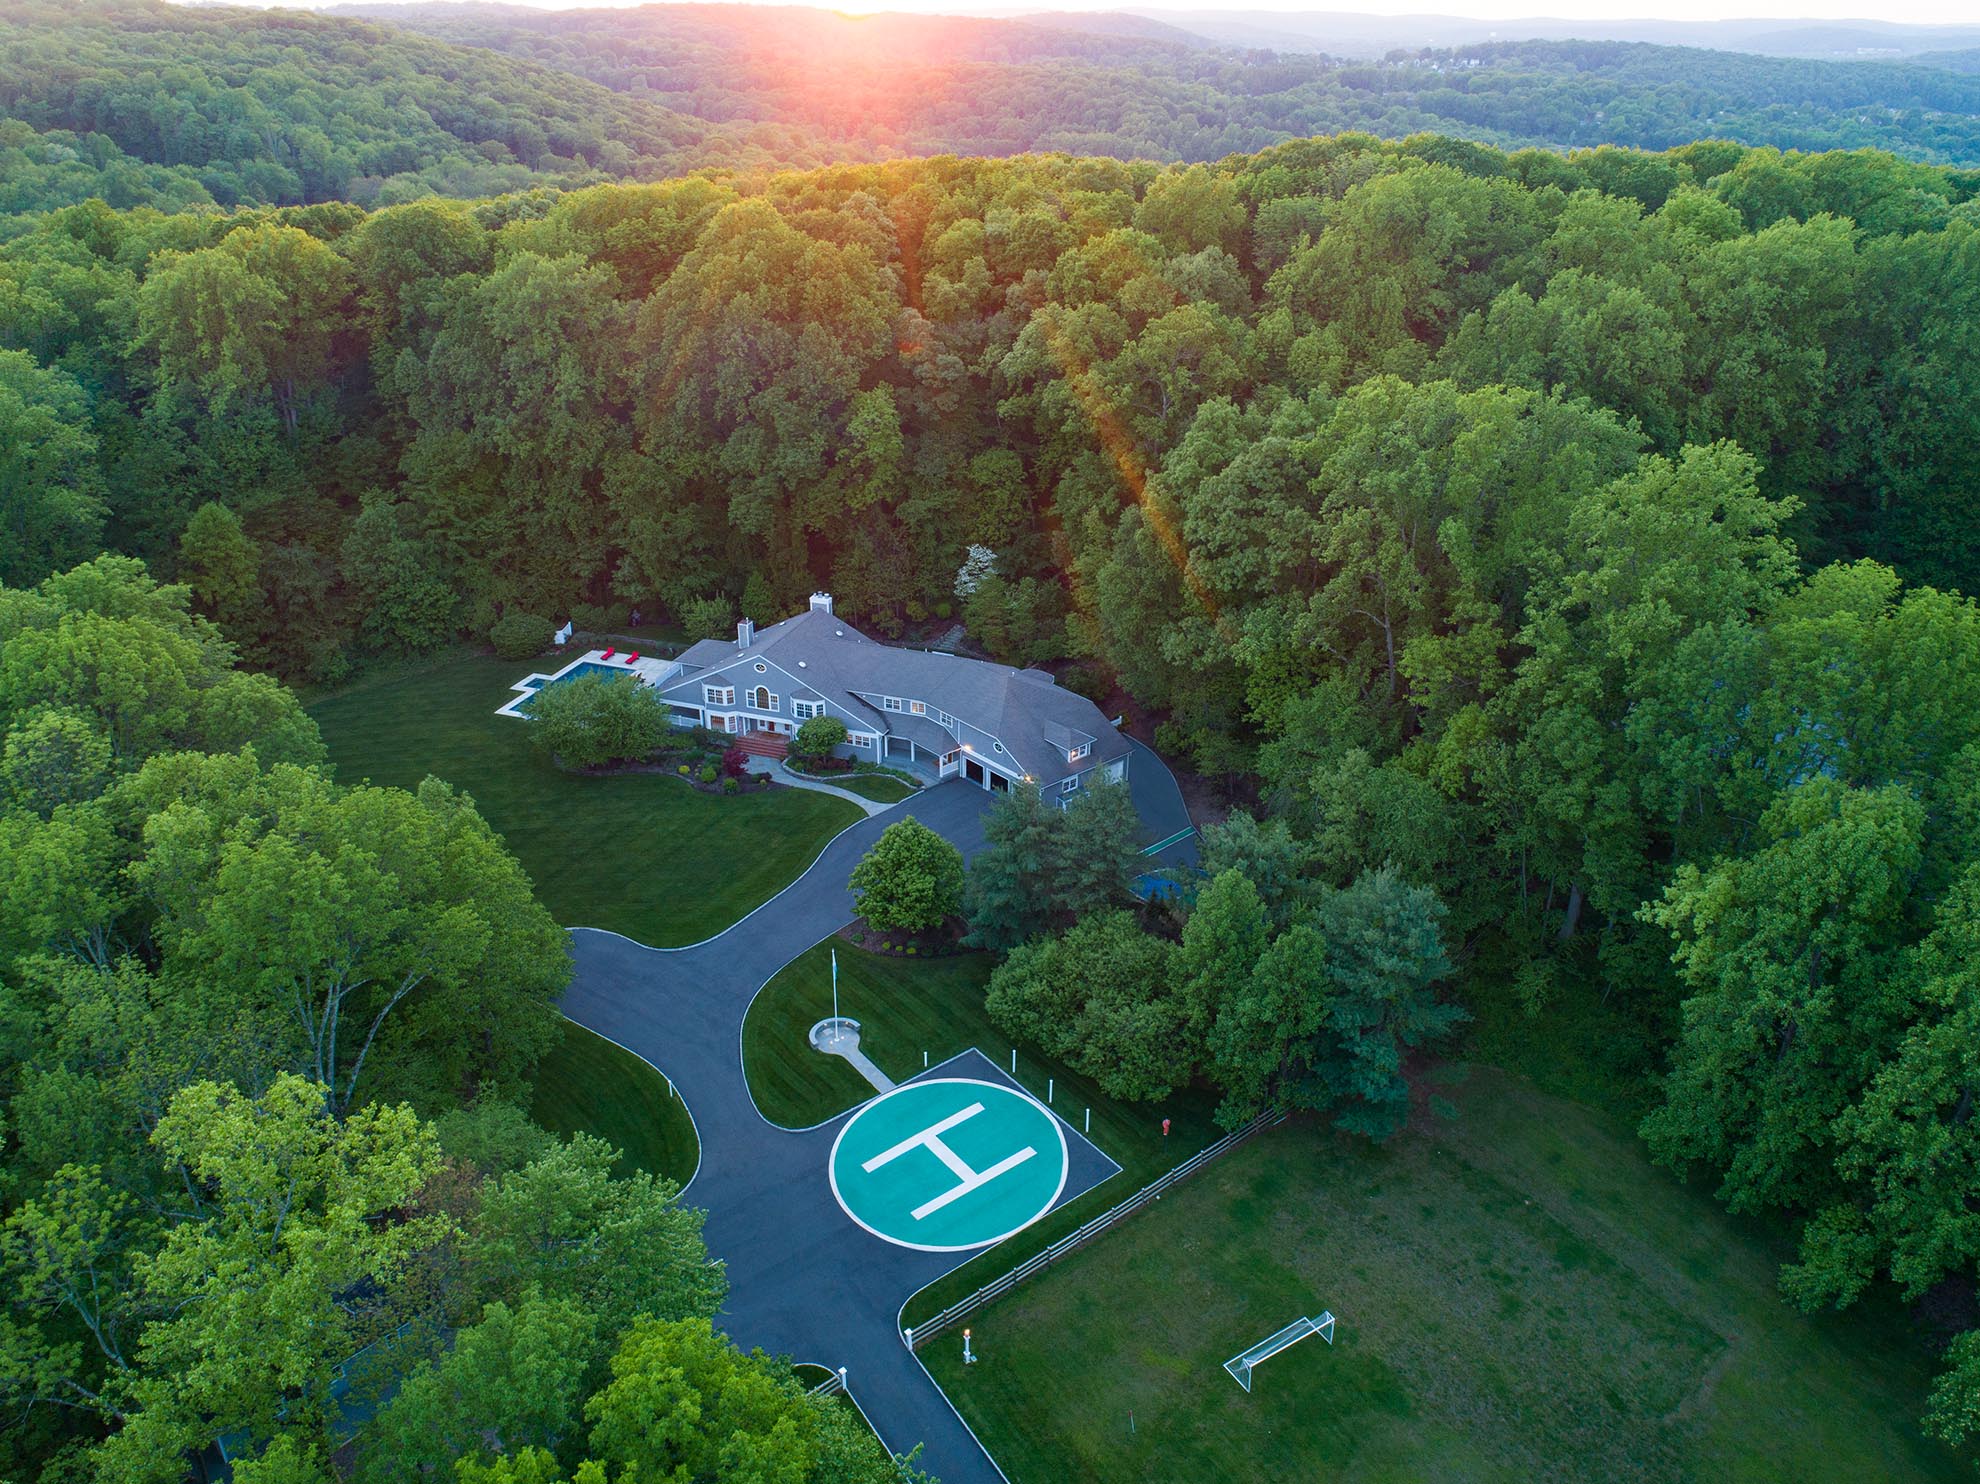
xmin=722 ymin=777 xmax=739 ymax=794
xmin=677 ymin=763 xmax=689 ymax=775
xmin=848 ymin=816 xmax=966 ymax=933
xmin=529 ymin=674 xmax=666 ymax=767
xmin=720 ymin=745 xmax=749 ymax=779
xmin=791 ymin=714 xmax=848 ymax=762
xmin=570 ymin=602 xmax=619 ymax=633
xmin=987 ymin=911 xmax=1188 ymax=1102
xmin=682 ymin=594 xmax=733 ymax=639
xmin=698 ymin=763 xmax=718 ymax=784
xmin=490 ymin=610 xmax=551 ymax=660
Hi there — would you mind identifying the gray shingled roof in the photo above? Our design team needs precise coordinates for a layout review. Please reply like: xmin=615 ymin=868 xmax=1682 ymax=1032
xmin=661 ymin=608 xmax=1128 ymax=785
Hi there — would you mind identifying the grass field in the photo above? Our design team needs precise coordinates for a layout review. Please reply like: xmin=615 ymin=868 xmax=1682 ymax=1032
xmin=741 ymin=940 xmax=1225 ymax=1322
xmin=529 ymin=1020 xmax=698 ymax=1186
xmin=308 ymin=650 xmax=861 ymax=945
xmin=833 ymin=774 xmax=918 ymax=804
xmin=923 ymin=1064 xmax=1967 ymax=1484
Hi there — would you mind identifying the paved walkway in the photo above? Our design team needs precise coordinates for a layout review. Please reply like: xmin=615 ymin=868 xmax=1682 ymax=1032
xmin=559 ymin=782 xmax=1117 ymax=1484
xmin=813 ymin=1021 xmax=896 ymax=1094
xmin=740 ymin=756 xmax=899 ymax=815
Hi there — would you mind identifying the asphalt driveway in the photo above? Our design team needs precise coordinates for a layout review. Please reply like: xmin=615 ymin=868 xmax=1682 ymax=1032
xmin=560 ymin=781 xmax=1059 ymax=1482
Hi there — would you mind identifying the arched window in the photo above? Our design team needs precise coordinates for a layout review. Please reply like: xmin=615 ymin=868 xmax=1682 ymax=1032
xmin=750 ymin=686 xmax=774 ymax=711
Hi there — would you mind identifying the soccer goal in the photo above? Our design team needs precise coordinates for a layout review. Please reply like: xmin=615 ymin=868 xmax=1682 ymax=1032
xmin=1223 ymin=1312 xmax=1335 ymax=1392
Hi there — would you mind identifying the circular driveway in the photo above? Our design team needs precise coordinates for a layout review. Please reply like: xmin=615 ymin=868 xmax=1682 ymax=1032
xmin=557 ymin=781 xmax=1125 ymax=1484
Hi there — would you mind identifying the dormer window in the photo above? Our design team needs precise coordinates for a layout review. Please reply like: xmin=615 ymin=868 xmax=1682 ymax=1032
xmin=909 ymin=700 xmax=926 ymax=715
xmin=882 ymin=697 xmax=903 ymax=712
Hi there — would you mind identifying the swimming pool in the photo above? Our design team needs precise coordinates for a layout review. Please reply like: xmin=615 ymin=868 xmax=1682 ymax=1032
xmin=541 ymin=660 xmax=637 ymax=688
xmin=517 ymin=660 xmax=643 ymax=712
xmin=496 ymin=649 xmax=681 ymax=719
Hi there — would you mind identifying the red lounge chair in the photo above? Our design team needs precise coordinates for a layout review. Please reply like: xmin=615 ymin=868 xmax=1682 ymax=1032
xmin=601 ymin=647 xmax=616 ymax=659
xmin=626 ymin=652 xmax=639 ymax=662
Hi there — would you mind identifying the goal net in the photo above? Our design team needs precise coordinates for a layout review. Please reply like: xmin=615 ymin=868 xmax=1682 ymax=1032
xmin=1223 ymin=1312 xmax=1335 ymax=1392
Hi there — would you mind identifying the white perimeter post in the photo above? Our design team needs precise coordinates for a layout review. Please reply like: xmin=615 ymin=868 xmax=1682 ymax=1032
xmin=1011 ymin=1049 xmax=1017 ymax=1073
xmin=1048 ymin=1077 xmax=1054 ymax=1103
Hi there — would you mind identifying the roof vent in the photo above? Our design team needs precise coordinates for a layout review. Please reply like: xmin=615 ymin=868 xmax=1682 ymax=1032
xmin=798 ymin=660 xmax=807 ymax=668
xmin=809 ymin=592 xmax=834 ymax=614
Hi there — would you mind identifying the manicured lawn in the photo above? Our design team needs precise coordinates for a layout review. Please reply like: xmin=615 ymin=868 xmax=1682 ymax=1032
xmin=834 ymin=774 xmax=919 ymax=804
xmin=529 ymin=1019 xmax=698 ymax=1186
xmin=923 ymin=1065 xmax=1967 ymax=1484
xmin=308 ymin=650 xmax=861 ymax=945
xmin=742 ymin=940 xmax=1224 ymax=1321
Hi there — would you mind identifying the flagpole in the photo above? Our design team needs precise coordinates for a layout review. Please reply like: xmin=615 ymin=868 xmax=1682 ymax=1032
xmin=832 ymin=949 xmax=839 ymax=1029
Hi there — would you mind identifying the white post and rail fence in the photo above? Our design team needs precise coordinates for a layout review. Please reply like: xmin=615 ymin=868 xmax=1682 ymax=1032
xmin=903 ymin=1109 xmax=1288 ymax=1350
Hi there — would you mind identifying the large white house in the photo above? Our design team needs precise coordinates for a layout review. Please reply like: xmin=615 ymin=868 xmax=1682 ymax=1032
xmin=657 ymin=594 xmax=1131 ymax=795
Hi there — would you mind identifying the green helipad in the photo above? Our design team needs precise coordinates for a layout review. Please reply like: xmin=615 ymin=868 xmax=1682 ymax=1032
xmin=829 ymin=1078 xmax=1070 ymax=1251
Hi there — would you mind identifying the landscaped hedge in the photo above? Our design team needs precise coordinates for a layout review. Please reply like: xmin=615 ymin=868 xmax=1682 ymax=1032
xmin=489 ymin=610 xmax=551 ymax=660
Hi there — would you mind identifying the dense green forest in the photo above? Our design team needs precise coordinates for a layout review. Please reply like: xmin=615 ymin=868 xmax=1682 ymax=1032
xmin=0 ymin=0 xmax=805 ymax=219
xmin=352 ymin=4 xmax=1980 ymax=166
xmin=7 ymin=124 xmax=1980 ymax=1476
xmin=9 ymin=0 xmax=1980 ymax=224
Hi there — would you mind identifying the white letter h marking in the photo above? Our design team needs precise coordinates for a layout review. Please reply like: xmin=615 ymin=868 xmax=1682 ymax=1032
xmin=863 ymin=1103 xmax=1036 ymax=1221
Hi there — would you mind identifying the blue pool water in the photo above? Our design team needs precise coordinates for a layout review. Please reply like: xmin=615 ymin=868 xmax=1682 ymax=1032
xmin=520 ymin=659 xmax=644 ymax=712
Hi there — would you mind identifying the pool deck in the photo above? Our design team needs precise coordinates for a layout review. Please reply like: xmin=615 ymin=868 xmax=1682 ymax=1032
xmin=496 ymin=649 xmax=683 ymax=717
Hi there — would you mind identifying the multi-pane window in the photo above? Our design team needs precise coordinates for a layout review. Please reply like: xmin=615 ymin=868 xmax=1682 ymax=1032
xmin=792 ymin=700 xmax=824 ymax=720
xmin=848 ymin=732 xmax=877 ymax=748
xmin=1061 ymin=777 xmax=1079 ymax=794
xmin=704 ymin=685 xmax=735 ymax=706
xmin=748 ymin=686 xmax=777 ymax=711
xmin=909 ymin=700 xmax=926 ymax=715
xmin=882 ymin=697 xmax=904 ymax=712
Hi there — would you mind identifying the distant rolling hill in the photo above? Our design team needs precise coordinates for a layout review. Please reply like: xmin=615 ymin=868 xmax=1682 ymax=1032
xmin=1129 ymin=10 xmax=1980 ymax=60
xmin=8 ymin=0 xmax=1980 ymax=220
